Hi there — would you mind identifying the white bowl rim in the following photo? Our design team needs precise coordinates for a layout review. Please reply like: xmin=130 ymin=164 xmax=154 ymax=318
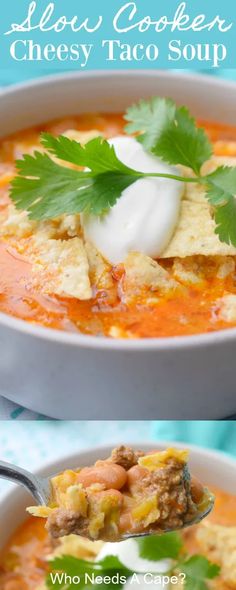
xmin=1 ymin=69 xmax=236 ymax=351
xmin=2 ymin=308 xmax=236 ymax=351
xmin=2 ymin=69 xmax=236 ymax=96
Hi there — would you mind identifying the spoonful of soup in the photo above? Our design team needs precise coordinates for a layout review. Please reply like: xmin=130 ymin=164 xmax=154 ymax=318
xmin=0 ymin=446 xmax=214 ymax=542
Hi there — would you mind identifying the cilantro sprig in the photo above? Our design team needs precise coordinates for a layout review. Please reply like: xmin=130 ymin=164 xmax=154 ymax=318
xmin=10 ymin=136 xmax=144 ymax=220
xmin=137 ymin=531 xmax=183 ymax=560
xmin=178 ymin=555 xmax=220 ymax=590
xmin=10 ymin=133 xmax=196 ymax=221
xmin=125 ymin=97 xmax=212 ymax=175
xmin=45 ymin=533 xmax=220 ymax=590
xmin=9 ymin=98 xmax=236 ymax=247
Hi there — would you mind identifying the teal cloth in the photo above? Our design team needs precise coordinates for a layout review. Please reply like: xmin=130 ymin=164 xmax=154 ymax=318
xmin=151 ymin=421 xmax=236 ymax=457
xmin=0 ymin=421 xmax=235 ymax=497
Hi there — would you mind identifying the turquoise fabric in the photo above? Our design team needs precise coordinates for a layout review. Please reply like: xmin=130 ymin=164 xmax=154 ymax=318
xmin=200 ymin=69 xmax=236 ymax=80
xmin=0 ymin=420 xmax=235 ymax=497
xmin=151 ymin=421 xmax=236 ymax=457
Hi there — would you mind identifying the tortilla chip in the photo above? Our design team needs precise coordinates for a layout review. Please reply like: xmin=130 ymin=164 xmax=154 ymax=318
xmin=139 ymin=448 xmax=189 ymax=470
xmin=27 ymin=506 xmax=52 ymax=518
xmin=0 ymin=204 xmax=36 ymax=238
xmin=85 ymin=240 xmax=113 ymax=290
xmin=124 ymin=251 xmax=178 ymax=291
xmin=163 ymin=154 xmax=236 ymax=258
xmin=216 ymin=257 xmax=235 ymax=279
xmin=196 ymin=522 xmax=236 ymax=587
xmin=217 ymin=293 xmax=236 ymax=322
xmin=183 ymin=182 xmax=206 ymax=204
xmin=172 ymin=257 xmax=204 ymax=284
xmin=31 ymin=237 xmax=92 ymax=300
xmin=181 ymin=155 xmax=236 ymax=205
xmin=162 ymin=201 xmax=236 ymax=258
xmin=56 ymin=214 xmax=81 ymax=238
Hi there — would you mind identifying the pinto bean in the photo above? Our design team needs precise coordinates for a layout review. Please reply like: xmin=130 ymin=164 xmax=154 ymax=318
xmin=96 ymin=488 xmax=123 ymax=504
xmin=77 ymin=462 xmax=127 ymax=490
xmin=127 ymin=465 xmax=148 ymax=492
xmin=190 ymin=476 xmax=204 ymax=504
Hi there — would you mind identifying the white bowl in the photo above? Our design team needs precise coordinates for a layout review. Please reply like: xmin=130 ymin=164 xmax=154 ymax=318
xmin=1 ymin=71 xmax=236 ymax=419
xmin=0 ymin=441 xmax=236 ymax=550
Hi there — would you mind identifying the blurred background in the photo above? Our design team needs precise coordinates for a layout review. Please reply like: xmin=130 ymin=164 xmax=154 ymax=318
xmin=0 ymin=420 xmax=235 ymax=499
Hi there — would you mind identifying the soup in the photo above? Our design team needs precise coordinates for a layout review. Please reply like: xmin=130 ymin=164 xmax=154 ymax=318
xmin=1 ymin=109 xmax=236 ymax=339
xmin=0 ymin=486 xmax=235 ymax=590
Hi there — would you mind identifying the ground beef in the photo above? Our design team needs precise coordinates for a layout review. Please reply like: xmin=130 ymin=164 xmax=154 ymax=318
xmin=110 ymin=445 xmax=144 ymax=470
xmin=138 ymin=458 xmax=198 ymax=531
xmin=46 ymin=452 xmax=200 ymax=540
xmin=46 ymin=509 xmax=89 ymax=539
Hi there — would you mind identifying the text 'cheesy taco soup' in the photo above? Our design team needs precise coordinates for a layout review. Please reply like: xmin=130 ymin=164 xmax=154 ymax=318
xmin=2 ymin=97 xmax=236 ymax=339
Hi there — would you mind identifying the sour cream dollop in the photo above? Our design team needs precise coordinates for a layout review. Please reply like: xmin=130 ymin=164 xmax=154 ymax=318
xmin=98 ymin=539 xmax=172 ymax=573
xmin=82 ymin=136 xmax=183 ymax=264
xmin=98 ymin=539 xmax=172 ymax=590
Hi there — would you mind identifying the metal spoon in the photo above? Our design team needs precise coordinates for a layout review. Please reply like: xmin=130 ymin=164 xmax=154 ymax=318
xmin=0 ymin=459 xmax=215 ymax=538
xmin=0 ymin=460 xmax=51 ymax=505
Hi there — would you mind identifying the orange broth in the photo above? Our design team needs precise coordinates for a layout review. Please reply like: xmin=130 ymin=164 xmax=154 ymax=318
xmin=1 ymin=114 xmax=236 ymax=338
xmin=0 ymin=486 xmax=235 ymax=590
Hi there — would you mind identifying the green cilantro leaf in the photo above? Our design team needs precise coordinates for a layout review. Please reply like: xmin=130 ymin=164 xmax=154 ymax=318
xmin=206 ymin=166 xmax=236 ymax=206
xmin=124 ymin=97 xmax=175 ymax=151
xmin=125 ymin=97 xmax=212 ymax=175
xmin=8 ymin=97 xmax=236 ymax=252
xmin=41 ymin=133 xmax=134 ymax=174
xmin=179 ymin=555 xmax=220 ymax=590
xmin=152 ymin=106 xmax=212 ymax=175
xmin=10 ymin=152 xmax=86 ymax=220
xmin=213 ymin=199 xmax=236 ymax=246
xmin=10 ymin=137 xmax=143 ymax=220
xmin=45 ymin=539 xmax=220 ymax=590
xmin=137 ymin=532 xmax=183 ymax=561
xmin=205 ymin=166 xmax=236 ymax=246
